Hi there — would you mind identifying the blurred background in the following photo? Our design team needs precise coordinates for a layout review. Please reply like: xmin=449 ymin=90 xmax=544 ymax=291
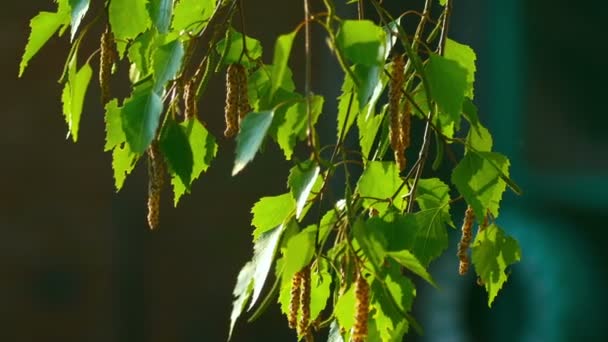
xmin=1 ymin=1 xmax=606 ymax=341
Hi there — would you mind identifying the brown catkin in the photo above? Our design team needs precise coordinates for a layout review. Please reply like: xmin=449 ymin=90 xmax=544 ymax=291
xmin=399 ymin=100 xmax=411 ymax=169
xmin=224 ymin=64 xmax=239 ymax=137
xmin=352 ymin=273 xmax=370 ymax=342
xmin=457 ymin=206 xmax=475 ymax=275
xmin=288 ymin=271 xmax=303 ymax=330
xmin=99 ymin=25 xmax=115 ymax=106
xmin=298 ymin=267 xmax=311 ymax=336
xmin=184 ymin=80 xmax=197 ymax=120
xmin=389 ymin=55 xmax=406 ymax=171
xmin=146 ymin=143 xmax=165 ymax=230
xmin=234 ymin=63 xmax=251 ymax=122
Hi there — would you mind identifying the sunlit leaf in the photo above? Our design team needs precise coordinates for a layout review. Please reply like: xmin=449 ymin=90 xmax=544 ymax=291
xmin=282 ymin=226 xmax=316 ymax=281
xmin=104 ymin=99 xmax=124 ymax=151
xmin=334 ymin=285 xmax=356 ymax=332
xmin=336 ymin=75 xmax=359 ymax=140
xmin=251 ymin=193 xmax=295 ymax=240
xmin=68 ymin=0 xmax=90 ymax=41
xmin=216 ymin=28 xmax=263 ymax=66
xmin=353 ymin=218 xmax=387 ymax=267
xmin=271 ymin=30 xmax=297 ymax=97
xmin=172 ymin=0 xmax=215 ymax=33
xmin=337 ymin=20 xmax=386 ymax=66
xmin=288 ymin=161 xmax=320 ymax=219
xmin=112 ymin=142 xmax=139 ymax=191
xmin=445 ymin=39 xmax=476 ymax=99
xmin=233 ymin=110 xmax=274 ymax=175
xmin=109 ymin=0 xmax=150 ymax=55
xmin=248 ymin=225 xmax=285 ymax=310
xmin=356 ymin=161 xmax=408 ymax=213
xmin=228 ymin=261 xmax=255 ymax=340
xmin=148 ymin=0 xmax=173 ymax=33
xmin=387 ymin=250 xmax=436 ymax=287
xmin=152 ymin=39 xmax=184 ymax=93
xmin=425 ymin=53 xmax=467 ymax=127
xmin=274 ymin=95 xmax=323 ymax=160
xmin=121 ymin=89 xmax=163 ymax=154
xmin=61 ymin=55 xmax=92 ymax=142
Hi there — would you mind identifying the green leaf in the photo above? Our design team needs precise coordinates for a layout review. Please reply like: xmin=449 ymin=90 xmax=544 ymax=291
xmin=451 ymin=151 xmax=510 ymax=221
xmin=248 ymin=225 xmax=285 ymax=310
xmin=160 ymin=118 xmax=193 ymax=187
xmin=170 ymin=118 xmax=217 ymax=206
xmin=334 ymin=285 xmax=356 ymax=332
xmin=467 ymin=123 xmax=493 ymax=153
xmin=445 ymin=39 xmax=476 ymax=99
xmin=109 ymin=0 xmax=151 ymax=55
xmin=353 ymin=63 xmax=381 ymax=108
xmin=472 ymin=224 xmax=521 ymax=306
xmin=371 ymin=265 xmax=414 ymax=341
xmin=462 ymin=98 xmax=480 ymax=128
xmin=104 ymin=100 xmax=124 ymax=151
xmin=271 ymin=31 xmax=297 ymax=96
xmin=121 ymin=89 xmax=163 ymax=154
xmin=337 ymin=20 xmax=386 ymax=66
xmin=68 ymin=0 xmax=90 ymax=41
xmin=356 ymin=161 xmax=408 ymax=213
xmin=310 ymin=261 xmax=332 ymax=321
xmin=274 ymin=95 xmax=324 ymax=160
xmin=414 ymin=178 xmax=454 ymax=227
xmin=353 ymin=219 xmax=387 ymax=267
xmin=128 ymin=29 xmax=157 ymax=78
xmin=19 ymin=9 xmax=70 ymax=76
xmin=282 ymin=226 xmax=316 ymax=281
xmin=152 ymin=39 xmax=184 ymax=93
xmin=171 ymin=0 xmax=215 ymax=33
xmin=387 ymin=250 xmax=436 ymax=287
xmin=61 ymin=56 xmax=92 ymax=142
xmin=216 ymin=28 xmax=263 ymax=66
xmin=251 ymin=193 xmax=295 ymax=240
xmin=425 ymin=53 xmax=468 ymax=126
xmin=148 ymin=0 xmax=173 ymax=33
xmin=233 ymin=110 xmax=274 ymax=175
xmin=288 ymin=161 xmax=321 ymax=220
xmin=357 ymin=109 xmax=384 ymax=161
xmin=336 ymin=75 xmax=359 ymax=140
xmin=112 ymin=142 xmax=139 ymax=191
xmin=228 ymin=261 xmax=255 ymax=340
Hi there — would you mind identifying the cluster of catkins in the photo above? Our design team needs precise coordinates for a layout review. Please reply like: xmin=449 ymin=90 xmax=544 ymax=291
xmin=388 ymin=54 xmax=411 ymax=172
xmin=288 ymin=266 xmax=312 ymax=337
xmin=224 ymin=63 xmax=251 ymax=137
xmin=146 ymin=143 xmax=165 ymax=230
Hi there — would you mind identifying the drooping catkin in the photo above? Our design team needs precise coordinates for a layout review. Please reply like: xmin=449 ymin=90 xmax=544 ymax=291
xmin=389 ymin=55 xmax=406 ymax=171
xmin=288 ymin=271 xmax=303 ymax=330
xmin=146 ymin=143 xmax=165 ymax=230
xmin=399 ymin=100 xmax=412 ymax=169
xmin=457 ymin=206 xmax=475 ymax=275
xmin=99 ymin=25 xmax=115 ymax=106
xmin=352 ymin=273 xmax=370 ymax=342
xmin=298 ymin=267 xmax=311 ymax=336
xmin=224 ymin=64 xmax=239 ymax=137
xmin=184 ymin=80 xmax=197 ymax=120
xmin=234 ymin=63 xmax=251 ymax=122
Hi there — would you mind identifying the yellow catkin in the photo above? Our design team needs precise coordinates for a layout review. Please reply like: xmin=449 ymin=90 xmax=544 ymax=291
xmin=288 ymin=271 xmax=303 ymax=330
xmin=399 ymin=100 xmax=411 ymax=170
xmin=352 ymin=273 xmax=370 ymax=342
xmin=389 ymin=55 xmax=406 ymax=171
xmin=298 ymin=267 xmax=311 ymax=336
xmin=234 ymin=63 xmax=251 ymax=122
xmin=184 ymin=80 xmax=197 ymax=120
xmin=99 ymin=25 xmax=115 ymax=106
xmin=224 ymin=64 xmax=239 ymax=137
xmin=146 ymin=143 xmax=165 ymax=230
xmin=457 ymin=206 xmax=475 ymax=275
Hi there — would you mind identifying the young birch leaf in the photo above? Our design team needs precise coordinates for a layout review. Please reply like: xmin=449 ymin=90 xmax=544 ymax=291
xmin=121 ymin=90 xmax=163 ymax=154
xmin=371 ymin=265 xmax=414 ymax=341
xmin=160 ymin=118 xmax=193 ymax=187
xmin=445 ymin=39 xmax=477 ymax=99
xmin=337 ymin=20 xmax=386 ymax=66
xmin=334 ymin=286 xmax=356 ymax=333
xmin=336 ymin=75 xmax=359 ymax=140
xmin=171 ymin=0 xmax=215 ymax=33
xmin=472 ymin=224 xmax=521 ymax=307
xmin=414 ymin=178 xmax=454 ymax=227
xmin=216 ymin=29 xmax=263 ymax=66
xmin=271 ymin=31 xmax=297 ymax=96
xmin=310 ymin=262 xmax=332 ymax=322
xmin=68 ymin=0 xmax=90 ymax=41
xmin=282 ymin=226 xmax=316 ymax=281
xmin=467 ymin=123 xmax=493 ymax=153
xmin=170 ymin=118 xmax=217 ymax=206
xmin=61 ymin=57 xmax=93 ymax=142
xmin=275 ymin=95 xmax=323 ymax=160
xmin=112 ymin=143 xmax=139 ymax=191
xmin=353 ymin=63 xmax=381 ymax=108
xmin=354 ymin=219 xmax=387 ymax=267
xmin=109 ymin=0 xmax=151 ymax=55
xmin=288 ymin=161 xmax=320 ymax=220
xmin=233 ymin=110 xmax=274 ymax=176
xmin=451 ymin=151 xmax=510 ymax=221
xmin=152 ymin=39 xmax=184 ymax=93
xmin=251 ymin=193 xmax=295 ymax=240
xmin=387 ymin=250 xmax=436 ymax=287
xmin=148 ymin=0 xmax=173 ymax=33
xmin=392 ymin=212 xmax=449 ymax=266
xmin=248 ymin=225 xmax=285 ymax=310
xmin=356 ymin=161 xmax=408 ymax=213
xmin=425 ymin=54 xmax=468 ymax=126
xmin=104 ymin=100 xmax=124 ymax=151
xmin=19 ymin=9 xmax=70 ymax=76
xmin=228 ymin=261 xmax=255 ymax=340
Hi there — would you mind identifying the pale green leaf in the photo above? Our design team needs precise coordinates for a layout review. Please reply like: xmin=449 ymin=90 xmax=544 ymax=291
xmin=472 ymin=224 xmax=521 ymax=306
xmin=425 ymin=53 xmax=467 ymax=126
xmin=248 ymin=225 xmax=285 ymax=310
xmin=334 ymin=286 xmax=356 ymax=332
xmin=104 ymin=100 xmax=124 ymax=151
xmin=216 ymin=28 xmax=263 ymax=66
xmin=288 ymin=161 xmax=320 ymax=220
xmin=282 ymin=226 xmax=316 ymax=281
xmin=228 ymin=261 xmax=255 ymax=340
xmin=160 ymin=118 xmax=193 ymax=187
xmin=414 ymin=178 xmax=454 ymax=227
xmin=251 ymin=193 xmax=295 ymax=240
xmin=109 ymin=0 xmax=150 ymax=55
xmin=274 ymin=95 xmax=324 ymax=160
xmin=121 ymin=89 xmax=163 ymax=154
xmin=271 ymin=31 xmax=297 ymax=96
xmin=336 ymin=75 xmax=359 ymax=140
xmin=148 ymin=0 xmax=173 ymax=33
xmin=356 ymin=161 xmax=408 ymax=213
xmin=112 ymin=142 xmax=139 ymax=191
xmin=170 ymin=118 xmax=217 ymax=206
xmin=467 ymin=123 xmax=493 ymax=153
xmin=452 ymin=151 xmax=510 ymax=221
xmin=68 ymin=0 xmax=90 ymax=41
xmin=172 ymin=0 xmax=215 ymax=33
xmin=19 ymin=10 xmax=70 ymax=76
xmin=233 ymin=110 xmax=274 ymax=175
xmin=152 ymin=39 xmax=184 ymax=93
xmin=337 ymin=20 xmax=386 ymax=66
xmin=358 ymin=106 xmax=385 ymax=161
xmin=371 ymin=264 xmax=414 ymax=341
xmin=445 ymin=39 xmax=476 ymax=98
xmin=387 ymin=250 xmax=436 ymax=287
xmin=61 ymin=57 xmax=92 ymax=142
xmin=353 ymin=63 xmax=381 ymax=108
xmin=310 ymin=262 xmax=332 ymax=321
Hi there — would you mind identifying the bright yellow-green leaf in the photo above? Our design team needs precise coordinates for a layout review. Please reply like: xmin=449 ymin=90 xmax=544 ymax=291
xmin=414 ymin=178 xmax=454 ymax=227
xmin=104 ymin=100 xmax=124 ymax=151
xmin=337 ymin=20 xmax=386 ymax=66
xmin=356 ymin=161 xmax=409 ymax=213
xmin=282 ymin=226 xmax=316 ymax=281
xmin=288 ymin=161 xmax=321 ymax=219
xmin=274 ymin=95 xmax=324 ymax=160
xmin=387 ymin=250 xmax=436 ymax=287
xmin=61 ymin=57 xmax=92 ymax=142
xmin=112 ymin=142 xmax=139 ymax=191
xmin=425 ymin=53 xmax=468 ymax=127
xmin=334 ymin=286 xmax=356 ymax=332
xmin=251 ymin=193 xmax=295 ymax=240
xmin=109 ymin=0 xmax=150 ymax=55
xmin=271 ymin=31 xmax=297 ymax=96
xmin=216 ymin=28 xmax=263 ymax=67
xmin=445 ymin=39 xmax=477 ymax=99
xmin=172 ymin=0 xmax=215 ymax=33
